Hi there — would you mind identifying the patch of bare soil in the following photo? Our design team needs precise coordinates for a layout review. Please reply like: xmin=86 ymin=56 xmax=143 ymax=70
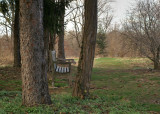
xmin=104 ymin=69 xmax=159 ymax=75
xmin=49 ymin=86 xmax=70 ymax=94
xmin=0 ymin=66 xmax=21 ymax=80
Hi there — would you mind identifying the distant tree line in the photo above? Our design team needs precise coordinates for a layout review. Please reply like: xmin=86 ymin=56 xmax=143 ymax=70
xmin=0 ymin=0 xmax=160 ymax=107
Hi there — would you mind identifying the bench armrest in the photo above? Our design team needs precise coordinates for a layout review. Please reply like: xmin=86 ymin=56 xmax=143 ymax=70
xmin=53 ymin=60 xmax=71 ymax=65
xmin=57 ymin=58 xmax=76 ymax=64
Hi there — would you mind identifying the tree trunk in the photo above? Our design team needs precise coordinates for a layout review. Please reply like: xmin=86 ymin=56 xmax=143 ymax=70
xmin=14 ymin=0 xmax=21 ymax=67
xmin=20 ymin=0 xmax=52 ymax=106
xmin=11 ymin=1 xmax=15 ymax=55
xmin=44 ymin=29 xmax=50 ymax=71
xmin=58 ymin=0 xmax=65 ymax=59
xmin=72 ymin=0 xmax=97 ymax=99
xmin=154 ymin=46 xmax=160 ymax=70
xmin=154 ymin=61 xmax=160 ymax=70
xmin=49 ymin=33 xmax=56 ymax=50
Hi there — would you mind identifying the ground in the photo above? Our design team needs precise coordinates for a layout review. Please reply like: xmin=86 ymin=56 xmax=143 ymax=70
xmin=0 ymin=57 xmax=160 ymax=113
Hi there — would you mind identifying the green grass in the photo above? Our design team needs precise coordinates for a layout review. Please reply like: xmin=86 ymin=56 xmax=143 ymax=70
xmin=0 ymin=57 xmax=159 ymax=113
xmin=94 ymin=57 xmax=152 ymax=69
xmin=0 ymin=80 xmax=22 ymax=91
xmin=0 ymin=91 xmax=150 ymax=114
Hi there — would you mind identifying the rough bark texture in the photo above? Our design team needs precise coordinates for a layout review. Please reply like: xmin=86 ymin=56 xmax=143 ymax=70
xmin=58 ymin=1 xmax=65 ymax=59
xmin=44 ymin=29 xmax=50 ymax=71
xmin=72 ymin=0 xmax=97 ymax=98
xmin=14 ymin=0 xmax=21 ymax=67
xmin=20 ymin=0 xmax=51 ymax=106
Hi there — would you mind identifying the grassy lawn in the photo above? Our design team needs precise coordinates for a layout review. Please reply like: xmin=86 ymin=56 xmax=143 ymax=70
xmin=0 ymin=58 xmax=160 ymax=113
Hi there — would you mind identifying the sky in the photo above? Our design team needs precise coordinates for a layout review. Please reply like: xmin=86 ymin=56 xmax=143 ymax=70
xmin=110 ymin=0 xmax=136 ymax=24
xmin=0 ymin=0 xmax=136 ymax=33
xmin=66 ymin=0 xmax=136 ymax=30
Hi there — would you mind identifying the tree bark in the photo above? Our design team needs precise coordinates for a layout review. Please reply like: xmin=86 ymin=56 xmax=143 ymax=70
xmin=48 ymin=32 xmax=56 ymax=72
xmin=154 ymin=46 xmax=160 ymax=70
xmin=20 ymin=0 xmax=51 ymax=106
xmin=72 ymin=0 xmax=97 ymax=99
xmin=154 ymin=61 xmax=160 ymax=70
xmin=58 ymin=0 xmax=65 ymax=59
xmin=49 ymin=33 xmax=56 ymax=50
xmin=44 ymin=29 xmax=50 ymax=71
xmin=14 ymin=0 xmax=21 ymax=67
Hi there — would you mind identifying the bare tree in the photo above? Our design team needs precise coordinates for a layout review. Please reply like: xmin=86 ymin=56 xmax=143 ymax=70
xmin=66 ymin=0 xmax=84 ymax=48
xmin=0 ymin=0 xmax=15 ymax=41
xmin=66 ymin=0 xmax=113 ymax=49
xmin=98 ymin=0 xmax=113 ymax=31
xmin=123 ymin=0 xmax=160 ymax=70
xmin=0 ymin=0 xmax=21 ymax=67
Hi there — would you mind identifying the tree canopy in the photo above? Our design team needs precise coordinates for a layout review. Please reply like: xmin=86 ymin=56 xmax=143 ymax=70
xmin=44 ymin=0 xmax=72 ymax=34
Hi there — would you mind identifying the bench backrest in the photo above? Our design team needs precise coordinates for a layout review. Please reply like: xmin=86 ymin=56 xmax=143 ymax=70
xmin=49 ymin=50 xmax=70 ymax=73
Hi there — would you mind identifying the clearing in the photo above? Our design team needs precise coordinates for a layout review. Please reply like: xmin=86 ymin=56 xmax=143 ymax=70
xmin=0 ymin=57 xmax=160 ymax=113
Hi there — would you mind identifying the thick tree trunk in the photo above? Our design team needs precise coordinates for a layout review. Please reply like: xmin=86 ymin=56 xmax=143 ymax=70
xmin=44 ymin=29 xmax=50 ymax=71
xmin=154 ymin=61 xmax=160 ymax=70
xmin=14 ymin=0 xmax=21 ymax=67
xmin=20 ymin=0 xmax=51 ymax=106
xmin=58 ymin=1 xmax=65 ymax=59
xmin=72 ymin=0 xmax=97 ymax=99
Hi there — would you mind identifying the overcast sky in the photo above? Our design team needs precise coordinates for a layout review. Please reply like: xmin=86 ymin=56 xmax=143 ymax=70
xmin=66 ymin=0 xmax=136 ymax=30
xmin=0 ymin=0 xmax=137 ymax=33
xmin=111 ymin=0 xmax=136 ymax=24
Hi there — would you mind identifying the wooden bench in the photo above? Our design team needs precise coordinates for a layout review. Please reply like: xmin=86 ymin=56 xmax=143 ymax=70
xmin=49 ymin=50 xmax=76 ymax=87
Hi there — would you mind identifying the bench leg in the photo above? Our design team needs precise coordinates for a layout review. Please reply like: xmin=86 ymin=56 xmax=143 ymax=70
xmin=51 ymin=70 xmax=55 ymax=87
xmin=68 ymin=71 xmax=74 ymax=87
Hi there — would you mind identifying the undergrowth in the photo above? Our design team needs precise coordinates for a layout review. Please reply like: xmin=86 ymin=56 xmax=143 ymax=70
xmin=0 ymin=58 xmax=159 ymax=113
xmin=0 ymin=91 xmax=151 ymax=114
